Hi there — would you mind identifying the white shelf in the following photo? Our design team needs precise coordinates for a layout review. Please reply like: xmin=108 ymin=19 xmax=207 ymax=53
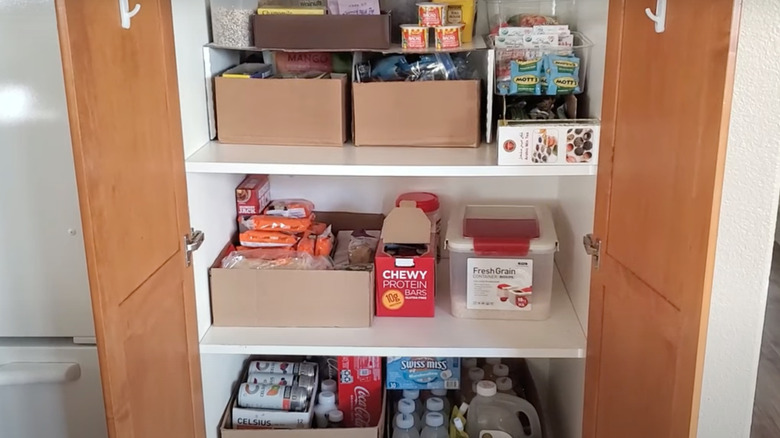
xmin=205 ymin=38 xmax=488 ymax=54
xmin=185 ymin=141 xmax=598 ymax=177
xmin=199 ymin=267 xmax=586 ymax=358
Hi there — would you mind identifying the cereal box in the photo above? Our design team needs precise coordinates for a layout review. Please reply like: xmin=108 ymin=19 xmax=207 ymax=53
xmin=386 ymin=357 xmax=461 ymax=390
xmin=235 ymin=175 xmax=271 ymax=215
xmin=337 ymin=356 xmax=383 ymax=428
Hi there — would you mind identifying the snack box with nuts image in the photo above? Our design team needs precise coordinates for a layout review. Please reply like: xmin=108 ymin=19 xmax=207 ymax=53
xmin=497 ymin=120 xmax=600 ymax=166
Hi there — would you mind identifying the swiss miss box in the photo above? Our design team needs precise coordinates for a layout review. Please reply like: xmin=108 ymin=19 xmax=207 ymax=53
xmin=375 ymin=201 xmax=436 ymax=317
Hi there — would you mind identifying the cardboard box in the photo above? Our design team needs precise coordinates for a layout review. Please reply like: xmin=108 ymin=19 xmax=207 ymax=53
xmin=375 ymin=202 xmax=436 ymax=317
xmin=253 ymin=13 xmax=391 ymax=51
xmin=497 ymin=119 xmax=600 ymax=165
xmin=221 ymin=385 xmax=387 ymax=438
xmin=352 ymin=80 xmax=481 ymax=147
xmin=236 ymin=175 xmax=271 ymax=215
xmin=215 ymin=74 xmax=347 ymax=146
xmin=385 ymin=357 xmax=460 ymax=390
xmin=337 ymin=356 xmax=383 ymax=428
xmin=210 ymin=212 xmax=384 ymax=328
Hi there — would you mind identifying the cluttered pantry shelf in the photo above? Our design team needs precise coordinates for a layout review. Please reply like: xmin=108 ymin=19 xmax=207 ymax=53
xmin=185 ymin=141 xmax=598 ymax=176
xmin=199 ymin=267 xmax=586 ymax=357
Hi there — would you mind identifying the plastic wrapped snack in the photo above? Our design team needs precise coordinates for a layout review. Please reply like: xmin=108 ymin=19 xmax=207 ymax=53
xmin=263 ymin=199 xmax=316 ymax=219
xmin=221 ymin=247 xmax=334 ymax=270
xmin=348 ymin=230 xmax=380 ymax=265
xmin=239 ymin=214 xmax=314 ymax=233
xmin=239 ymin=230 xmax=300 ymax=248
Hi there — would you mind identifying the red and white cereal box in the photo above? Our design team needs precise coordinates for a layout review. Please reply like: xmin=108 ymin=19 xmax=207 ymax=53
xmin=337 ymin=356 xmax=383 ymax=428
xmin=235 ymin=174 xmax=271 ymax=215
xmin=375 ymin=201 xmax=436 ymax=317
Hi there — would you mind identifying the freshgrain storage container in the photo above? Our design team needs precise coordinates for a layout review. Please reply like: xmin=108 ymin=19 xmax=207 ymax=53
xmin=445 ymin=204 xmax=558 ymax=320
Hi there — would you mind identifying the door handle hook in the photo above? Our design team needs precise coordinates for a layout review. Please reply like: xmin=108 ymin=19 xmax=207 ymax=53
xmin=119 ymin=0 xmax=141 ymax=29
xmin=645 ymin=0 xmax=667 ymax=33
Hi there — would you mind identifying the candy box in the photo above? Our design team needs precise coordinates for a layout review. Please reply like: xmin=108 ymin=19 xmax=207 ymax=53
xmin=337 ymin=356 xmax=383 ymax=428
xmin=497 ymin=118 xmax=600 ymax=165
xmin=375 ymin=201 xmax=436 ymax=317
xmin=386 ymin=357 xmax=461 ymax=390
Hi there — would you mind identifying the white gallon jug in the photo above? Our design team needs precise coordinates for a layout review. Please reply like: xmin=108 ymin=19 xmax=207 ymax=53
xmin=466 ymin=381 xmax=542 ymax=438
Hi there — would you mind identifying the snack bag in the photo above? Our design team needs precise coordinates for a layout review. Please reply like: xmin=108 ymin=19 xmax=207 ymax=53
xmin=263 ymin=199 xmax=315 ymax=219
xmin=239 ymin=214 xmax=313 ymax=233
xmin=239 ymin=230 xmax=300 ymax=248
xmin=510 ymin=58 xmax=544 ymax=95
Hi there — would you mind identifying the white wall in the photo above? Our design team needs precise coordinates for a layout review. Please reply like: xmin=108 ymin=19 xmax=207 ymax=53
xmin=698 ymin=0 xmax=780 ymax=435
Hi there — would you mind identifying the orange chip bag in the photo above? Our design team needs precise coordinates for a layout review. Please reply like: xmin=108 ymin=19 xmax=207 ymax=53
xmin=315 ymin=233 xmax=334 ymax=257
xmin=239 ymin=230 xmax=299 ymax=248
xmin=263 ymin=199 xmax=315 ymax=219
xmin=308 ymin=222 xmax=328 ymax=235
xmin=239 ymin=214 xmax=313 ymax=233
xmin=296 ymin=231 xmax=316 ymax=255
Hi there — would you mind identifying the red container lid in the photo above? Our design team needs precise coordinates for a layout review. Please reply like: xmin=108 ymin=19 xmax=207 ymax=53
xmin=395 ymin=192 xmax=440 ymax=213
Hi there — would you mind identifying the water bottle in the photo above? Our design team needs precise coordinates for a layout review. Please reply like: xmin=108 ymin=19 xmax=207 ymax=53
xmin=327 ymin=409 xmax=344 ymax=428
xmin=496 ymin=377 xmax=517 ymax=396
xmin=393 ymin=413 xmax=421 ymax=438
xmin=423 ymin=397 xmax=448 ymax=425
xmin=397 ymin=398 xmax=422 ymax=431
xmin=420 ymin=412 xmax=448 ymax=438
xmin=402 ymin=389 xmax=424 ymax=417
xmin=482 ymin=359 xmax=502 ymax=381
xmin=430 ymin=388 xmax=450 ymax=417
xmin=313 ymin=391 xmax=337 ymax=428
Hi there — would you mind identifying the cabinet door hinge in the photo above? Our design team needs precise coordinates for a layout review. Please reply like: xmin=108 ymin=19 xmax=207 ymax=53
xmin=583 ymin=233 xmax=601 ymax=270
xmin=183 ymin=229 xmax=205 ymax=267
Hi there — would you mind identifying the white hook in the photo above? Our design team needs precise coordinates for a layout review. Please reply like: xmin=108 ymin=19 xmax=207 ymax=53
xmin=645 ymin=0 xmax=667 ymax=33
xmin=119 ymin=0 xmax=141 ymax=29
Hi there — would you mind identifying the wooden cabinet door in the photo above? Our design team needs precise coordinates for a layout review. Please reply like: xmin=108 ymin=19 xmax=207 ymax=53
xmin=55 ymin=1 xmax=205 ymax=437
xmin=583 ymin=1 xmax=740 ymax=437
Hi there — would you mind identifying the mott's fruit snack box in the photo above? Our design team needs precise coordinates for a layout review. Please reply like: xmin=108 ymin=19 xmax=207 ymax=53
xmin=337 ymin=356 xmax=383 ymax=427
xmin=386 ymin=357 xmax=461 ymax=390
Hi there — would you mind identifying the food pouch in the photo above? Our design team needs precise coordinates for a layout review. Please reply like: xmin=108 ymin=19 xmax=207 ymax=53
xmin=545 ymin=54 xmax=581 ymax=95
xmin=510 ymin=58 xmax=544 ymax=95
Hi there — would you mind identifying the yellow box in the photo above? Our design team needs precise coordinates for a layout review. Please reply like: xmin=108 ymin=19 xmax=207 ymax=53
xmin=256 ymin=6 xmax=326 ymax=15
xmin=433 ymin=0 xmax=475 ymax=42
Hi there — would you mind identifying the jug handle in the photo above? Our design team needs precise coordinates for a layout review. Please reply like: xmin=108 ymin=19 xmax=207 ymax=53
xmin=515 ymin=400 xmax=543 ymax=438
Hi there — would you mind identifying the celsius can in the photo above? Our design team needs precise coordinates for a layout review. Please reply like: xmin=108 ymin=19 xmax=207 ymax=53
xmin=248 ymin=360 xmax=317 ymax=377
xmin=247 ymin=372 xmax=316 ymax=396
xmin=237 ymin=383 xmax=309 ymax=411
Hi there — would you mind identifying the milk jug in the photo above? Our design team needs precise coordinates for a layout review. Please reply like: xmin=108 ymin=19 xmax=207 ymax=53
xmin=466 ymin=381 xmax=542 ymax=438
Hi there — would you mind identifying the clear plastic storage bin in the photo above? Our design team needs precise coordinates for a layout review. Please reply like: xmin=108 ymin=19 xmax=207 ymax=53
xmin=445 ymin=204 xmax=558 ymax=320
xmin=211 ymin=0 xmax=258 ymax=48
xmin=486 ymin=0 xmax=574 ymax=31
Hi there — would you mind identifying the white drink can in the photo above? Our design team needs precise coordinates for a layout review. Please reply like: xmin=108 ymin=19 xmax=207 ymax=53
xmin=248 ymin=360 xmax=317 ymax=377
xmin=246 ymin=372 xmax=316 ymax=396
xmin=237 ymin=383 xmax=309 ymax=411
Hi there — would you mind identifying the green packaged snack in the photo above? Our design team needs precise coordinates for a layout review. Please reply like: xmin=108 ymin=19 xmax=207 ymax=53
xmin=509 ymin=58 xmax=544 ymax=95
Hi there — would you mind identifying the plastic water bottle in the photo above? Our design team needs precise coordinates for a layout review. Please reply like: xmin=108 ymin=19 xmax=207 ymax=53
xmin=467 ymin=381 xmax=542 ymax=438
xmin=461 ymin=358 xmax=478 ymax=371
xmin=483 ymin=359 xmax=502 ymax=381
xmin=314 ymin=391 xmax=337 ymax=428
xmin=496 ymin=377 xmax=517 ymax=396
xmin=397 ymin=398 xmax=422 ymax=431
xmin=393 ymin=413 xmax=421 ymax=438
xmin=430 ymin=388 xmax=450 ymax=417
xmin=423 ymin=397 xmax=448 ymax=425
xmin=403 ymin=389 xmax=424 ymax=417
xmin=420 ymin=412 xmax=448 ymax=438
xmin=492 ymin=364 xmax=510 ymax=380
xmin=327 ymin=409 xmax=344 ymax=428
xmin=468 ymin=367 xmax=485 ymax=391
xmin=321 ymin=379 xmax=338 ymax=394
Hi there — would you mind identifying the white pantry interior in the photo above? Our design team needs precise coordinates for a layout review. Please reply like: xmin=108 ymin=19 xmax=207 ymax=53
xmin=169 ymin=0 xmax=609 ymax=437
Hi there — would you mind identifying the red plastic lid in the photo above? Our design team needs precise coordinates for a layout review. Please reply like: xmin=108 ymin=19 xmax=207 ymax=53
xmin=395 ymin=192 xmax=440 ymax=213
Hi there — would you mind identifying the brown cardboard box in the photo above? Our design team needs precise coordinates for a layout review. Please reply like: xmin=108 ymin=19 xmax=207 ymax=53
xmin=253 ymin=14 xmax=391 ymax=51
xmin=352 ymin=80 xmax=481 ymax=147
xmin=220 ymin=387 xmax=386 ymax=438
xmin=215 ymin=75 xmax=347 ymax=146
xmin=210 ymin=212 xmax=384 ymax=328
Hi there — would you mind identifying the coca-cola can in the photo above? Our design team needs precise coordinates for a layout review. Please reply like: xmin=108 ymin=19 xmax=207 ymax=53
xmin=237 ymin=383 xmax=309 ymax=411
xmin=248 ymin=360 xmax=317 ymax=377
xmin=246 ymin=372 xmax=316 ymax=396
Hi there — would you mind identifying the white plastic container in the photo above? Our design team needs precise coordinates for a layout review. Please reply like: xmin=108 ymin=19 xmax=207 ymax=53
xmin=467 ymin=381 xmax=542 ymax=438
xmin=446 ymin=204 xmax=558 ymax=320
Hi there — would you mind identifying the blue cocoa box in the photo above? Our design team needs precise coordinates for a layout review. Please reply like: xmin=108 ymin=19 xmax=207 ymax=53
xmin=385 ymin=357 xmax=461 ymax=390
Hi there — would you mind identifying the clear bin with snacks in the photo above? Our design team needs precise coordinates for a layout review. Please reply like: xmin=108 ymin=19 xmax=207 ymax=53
xmin=445 ymin=203 xmax=558 ymax=320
